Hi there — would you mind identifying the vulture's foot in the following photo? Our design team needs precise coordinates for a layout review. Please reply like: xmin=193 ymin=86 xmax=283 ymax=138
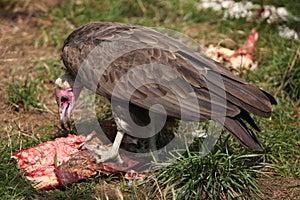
xmin=84 ymin=144 xmax=125 ymax=164
xmin=84 ymin=131 xmax=126 ymax=165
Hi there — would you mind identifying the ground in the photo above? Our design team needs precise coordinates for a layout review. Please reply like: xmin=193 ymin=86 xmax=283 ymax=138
xmin=0 ymin=0 xmax=299 ymax=199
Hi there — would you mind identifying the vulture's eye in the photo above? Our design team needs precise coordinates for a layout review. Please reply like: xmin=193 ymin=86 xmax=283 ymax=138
xmin=61 ymin=96 xmax=69 ymax=102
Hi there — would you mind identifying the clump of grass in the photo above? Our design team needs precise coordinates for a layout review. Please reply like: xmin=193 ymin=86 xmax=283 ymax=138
xmin=145 ymin=146 xmax=264 ymax=200
xmin=0 ymin=157 xmax=35 ymax=199
xmin=0 ymin=127 xmax=43 ymax=199
xmin=7 ymin=78 xmax=44 ymax=111
xmin=275 ymin=46 xmax=300 ymax=102
xmin=32 ymin=59 xmax=64 ymax=85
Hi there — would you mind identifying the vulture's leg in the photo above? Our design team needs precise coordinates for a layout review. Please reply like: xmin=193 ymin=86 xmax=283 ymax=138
xmin=149 ymin=122 xmax=158 ymax=158
xmin=84 ymin=131 xmax=125 ymax=164
xmin=107 ymin=130 xmax=125 ymax=163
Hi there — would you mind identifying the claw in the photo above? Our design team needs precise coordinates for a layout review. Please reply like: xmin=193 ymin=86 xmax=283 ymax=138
xmin=98 ymin=150 xmax=125 ymax=165
xmin=84 ymin=144 xmax=126 ymax=165
xmin=83 ymin=131 xmax=126 ymax=165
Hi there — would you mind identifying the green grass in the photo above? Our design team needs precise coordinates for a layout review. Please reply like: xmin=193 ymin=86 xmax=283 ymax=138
xmin=145 ymin=146 xmax=264 ymax=199
xmin=0 ymin=127 xmax=51 ymax=199
xmin=7 ymin=78 xmax=45 ymax=111
xmin=1 ymin=0 xmax=300 ymax=199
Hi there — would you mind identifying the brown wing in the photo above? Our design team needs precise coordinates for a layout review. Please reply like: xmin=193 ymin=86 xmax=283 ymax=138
xmin=61 ymin=22 xmax=276 ymax=149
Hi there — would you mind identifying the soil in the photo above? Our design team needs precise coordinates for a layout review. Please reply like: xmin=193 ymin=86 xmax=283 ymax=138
xmin=0 ymin=0 xmax=59 ymax=134
xmin=259 ymin=176 xmax=300 ymax=199
xmin=0 ymin=1 xmax=299 ymax=199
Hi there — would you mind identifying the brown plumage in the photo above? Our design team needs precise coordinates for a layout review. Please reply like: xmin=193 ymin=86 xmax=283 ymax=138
xmin=57 ymin=22 xmax=276 ymax=153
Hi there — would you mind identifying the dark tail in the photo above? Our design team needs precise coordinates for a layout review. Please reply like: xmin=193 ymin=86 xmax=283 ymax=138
xmin=219 ymin=116 xmax=262 ymax=149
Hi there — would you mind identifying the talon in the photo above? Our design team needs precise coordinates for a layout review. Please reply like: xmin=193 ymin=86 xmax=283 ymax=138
xmin=95 ymin=149 xmax=125 ymax=164
xmin=84 ymin=144 xmax=103 ymax=155
xmin=82 ymin=131 xmax=126 ymax=165
xmin=83 ymin=140 xmax=126 ymax=164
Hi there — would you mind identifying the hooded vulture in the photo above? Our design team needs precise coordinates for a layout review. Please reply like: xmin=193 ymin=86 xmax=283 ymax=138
xmin=55 ymin=22 xmax=276 ymax=164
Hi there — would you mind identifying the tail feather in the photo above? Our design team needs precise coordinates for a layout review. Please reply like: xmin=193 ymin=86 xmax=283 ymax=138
xmin=238 ymin=110 xmax=260 ymax=132
xmin=220 ymin=117 xmax=262 ymax=149
xmin=261 ymin=89 xmax=277 ymax=105
xmin=202 ymin=70 xmax=274 ymax=118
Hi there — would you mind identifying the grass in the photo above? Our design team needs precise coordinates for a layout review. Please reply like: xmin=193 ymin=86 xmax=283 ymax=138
xmin=1 ymin=0 xmax=299 ymax=199
xmin=144 ymin=143 xmax=265 ymax=200
xmin=7 ymin=78 xmax=45 ymax=111
xmin=0 ymin=127 xmax=49 ymax=199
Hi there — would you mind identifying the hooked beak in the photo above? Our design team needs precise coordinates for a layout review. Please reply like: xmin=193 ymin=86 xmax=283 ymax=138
xmin=56 ymin=89 xmax=75 ymax=131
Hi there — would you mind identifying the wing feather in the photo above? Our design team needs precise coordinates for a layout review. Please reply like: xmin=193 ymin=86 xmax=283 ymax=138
xmin=61 ymin=22 xmax=276 ymax=149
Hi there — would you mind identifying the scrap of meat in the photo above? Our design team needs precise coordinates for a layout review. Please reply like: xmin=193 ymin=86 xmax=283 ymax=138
xmin=205 ymin=29 xmax=258 ymax=71
xmin=57 ymin=150 xmax=101 ymax=187
xmin=11 ymin=134 xmax=87 ymax=189
xmin=12 ymin=131 xmax=143 ymax=189
xmin=57 ymin=149 xmax=141 ymax=187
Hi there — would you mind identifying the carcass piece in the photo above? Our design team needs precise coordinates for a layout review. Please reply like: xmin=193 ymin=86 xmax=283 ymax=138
xmin=11 ymin=134 xmax=87 ymax=189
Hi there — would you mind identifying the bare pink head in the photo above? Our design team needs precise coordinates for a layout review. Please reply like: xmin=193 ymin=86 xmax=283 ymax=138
xmin=55 ymin=74 xmax=77 ymax=130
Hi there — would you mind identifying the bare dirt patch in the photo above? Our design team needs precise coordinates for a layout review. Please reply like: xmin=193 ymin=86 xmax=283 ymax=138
xmin=0 ymin=0 xmax=61 ymax=137
xmin=260 ymin=176 xmax=300 ymax=199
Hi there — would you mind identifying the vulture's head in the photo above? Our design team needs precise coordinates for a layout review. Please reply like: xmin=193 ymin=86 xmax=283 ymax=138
xmin=55 ymin=74 xmax=76 ymax=130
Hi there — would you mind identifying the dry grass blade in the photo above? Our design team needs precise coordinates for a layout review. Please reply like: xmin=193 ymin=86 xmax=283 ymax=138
xmin=275 ymin=46 xmax=300 ymax=96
